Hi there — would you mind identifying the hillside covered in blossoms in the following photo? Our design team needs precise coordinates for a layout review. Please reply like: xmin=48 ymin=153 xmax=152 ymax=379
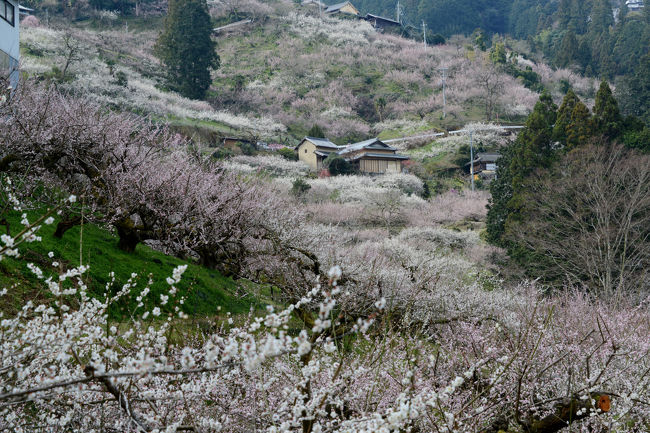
xmin=0 ymin=0 xmax=648 ymax=432
xmin=17 ymin=0 xmax=605 ymax=143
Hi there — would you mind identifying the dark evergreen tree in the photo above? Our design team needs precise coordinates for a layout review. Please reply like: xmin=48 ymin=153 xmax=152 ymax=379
xmin=486 ymin=146 xmax=514 ymax=246
xmin=557 ymin=0 xmax=572 ymax=28
xmin=593 ymin=81 xmax=623 ymax=139
xmin=565 ymin=101 xmax=594 ymax=148
xmin=509 ymin=91 xmax=557 ymax=192
xmin=555 ymin=30 xmax=579 ymax=68
xmin=307 ymin=124 xmax=326 ymax=138
xmin=553 ymin=89 xmax=580 ymax=145
xmin=589 ymin=0 xmax=614 ymax=35
xmin=155 ymin=0 xmax=219 ymax=100
xmin=486 ymin=92 xmax=557 ymax=246
xmin=625 ymin=54 xmax=650 ymax=124
xmin=569 ymin=0 xmax=589 ymax=34
xmin=612 ymin=18 xmax=649 ymax=76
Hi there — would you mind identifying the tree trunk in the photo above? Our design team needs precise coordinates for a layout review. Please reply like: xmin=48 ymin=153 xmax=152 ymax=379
xmin=53 ymin=215 xmax=81 ymax=239
xmin=116 ymin=225 xmax=141 ymax=253
xmin=523 ymin=393 xmax=610 ymax=433
xmin=0 ymin=154 xmax=18 ymax=172
xmin=0 ymin=218 xmax=9 ymax=235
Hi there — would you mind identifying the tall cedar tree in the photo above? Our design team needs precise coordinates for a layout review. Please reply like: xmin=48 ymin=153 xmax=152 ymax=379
xmin=566 ymin=101 xmax=594 ymax=149
xmin=486 ymin=92 xmax=557 ymax=245
xmin=593 ymin=81 xmax=623 ymax=139
xmin=155 ymin=0 xmax=219 ymax=100
xmin=552 ymin=89 xmax=580 ymax=144
xmin=508 ymin=91 xmax=557 ymax=194
xmin=555 ymin=30 xmax=579 ymax=68
xmin=485 ymin=145 xmax=514 ymax=246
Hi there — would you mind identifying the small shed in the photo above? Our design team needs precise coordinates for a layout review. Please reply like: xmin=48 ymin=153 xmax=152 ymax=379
xmin=465 ymin=152 xmax=501 ymax=175
xmin=223 ymin=136 xmax=256 ymax=151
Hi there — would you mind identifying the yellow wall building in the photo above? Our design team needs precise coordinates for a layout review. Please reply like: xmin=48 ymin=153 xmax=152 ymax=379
xmin=296 ymin=137 xmax=409 ymax=174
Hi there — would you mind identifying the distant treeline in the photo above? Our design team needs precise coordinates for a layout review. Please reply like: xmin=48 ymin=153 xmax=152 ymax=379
xmin=351 ymin=0 xmax=650 ymax=124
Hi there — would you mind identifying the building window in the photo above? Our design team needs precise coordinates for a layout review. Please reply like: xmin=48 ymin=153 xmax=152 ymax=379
xmin=1 ymin=0 xmax=15 ymax=26
xmin=304 ymin=149 xmax=307 ymax=153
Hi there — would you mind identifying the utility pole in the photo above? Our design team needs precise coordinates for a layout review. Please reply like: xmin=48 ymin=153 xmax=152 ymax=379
xmin=449 ymin=126 xmax=506 ymax=192
xmin=422 ymin=21 xmax=427 ymax=49
xmin=439 ymin=67 xmax=448 ymax=119
xmin=319 ymin=0 xmax=322 ymax=19
xmin=396 ymin=0 xmax=401 ymax=24
xmin=469 ymin=130 xmax=475 ymax=192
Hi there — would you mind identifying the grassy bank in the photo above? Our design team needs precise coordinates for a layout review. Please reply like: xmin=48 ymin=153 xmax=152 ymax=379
xmin=0 ymin=211 xmax=258 ymax=318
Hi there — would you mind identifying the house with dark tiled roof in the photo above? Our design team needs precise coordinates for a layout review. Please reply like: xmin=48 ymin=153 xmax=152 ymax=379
xmin=296 ymin=137 xmax=409 ymax=174
xmin=364 ymin=13 xmax=401 ymax=31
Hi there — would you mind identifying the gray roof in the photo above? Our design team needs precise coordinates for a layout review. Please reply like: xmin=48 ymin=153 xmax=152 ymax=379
xmin=338 ymin=138 xmax=396 ymax=155
xmin=365 ymin=14 xmax=400 ymax=25
xmin=314 ymin=150 xmax=336 ymax=157
xmin=296 ymin=137 xmax=341 ymax=150
xmin=326 ymin=1 xmax=356 ymax=13
xmin=306 ymin=137 xmax=339 ymax=148
xmin=477 ymin=153 xmax=501 ymax=162
xmin=465 ymin=153 xmax=501 ymax=166
xmin=350 ymin=152 xmax=410 ymax=161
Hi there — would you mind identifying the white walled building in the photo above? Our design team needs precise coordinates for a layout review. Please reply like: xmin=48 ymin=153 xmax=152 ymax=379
xmin=0 ymin=0 xmax=20 ymax=89
xmin=626 ymin=0 xmax=645 ymax=11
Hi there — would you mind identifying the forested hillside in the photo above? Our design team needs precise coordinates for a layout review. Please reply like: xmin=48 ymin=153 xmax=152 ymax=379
xmin=351 ymin=0 xmax=650 ymax=123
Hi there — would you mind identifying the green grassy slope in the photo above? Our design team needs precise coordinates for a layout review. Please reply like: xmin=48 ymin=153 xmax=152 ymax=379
xmin=0 ymin=211 xmax=258 ymax=318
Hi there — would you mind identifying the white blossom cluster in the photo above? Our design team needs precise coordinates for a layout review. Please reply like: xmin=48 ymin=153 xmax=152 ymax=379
xmin=0 ymin=187 xmax=648 ymax=432
xmin=283 ymin=12 xmax=375 ymax=47
xmin=222 ymin=155 xmax=312 ymax=177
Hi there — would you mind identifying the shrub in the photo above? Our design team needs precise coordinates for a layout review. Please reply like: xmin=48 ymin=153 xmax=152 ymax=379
xmin=290 ymin=177 xmax=311 ymax=198
xmin=277 ymin=146 xmax=298 ymax=161
xmin=113 ymin=70 xmax=128 ymax=87
xmin=238 ymin=141 xmax=256 ymax=156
